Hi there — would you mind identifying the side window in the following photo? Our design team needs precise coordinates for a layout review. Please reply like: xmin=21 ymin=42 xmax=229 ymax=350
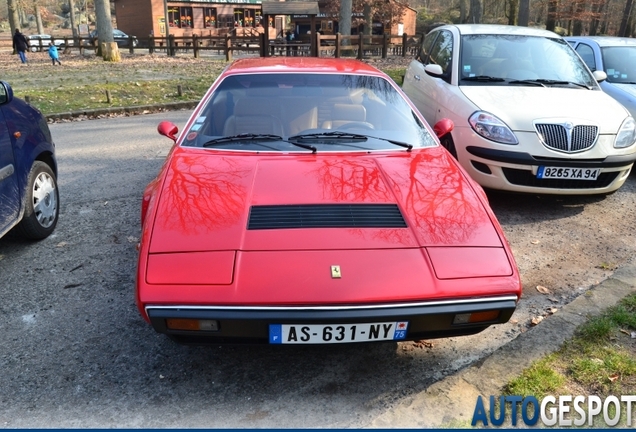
xmin=0 ymin=84 xmax=6 ymax=105
xmin=428 ymin=30 xmax=453 ymax=76
xmin=575 ymin=43 xmax=596 ymax=71
xmin=418 ymin=31 xmax=438 ymax=64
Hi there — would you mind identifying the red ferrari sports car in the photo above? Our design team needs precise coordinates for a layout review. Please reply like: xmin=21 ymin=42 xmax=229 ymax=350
xmin=136 ymin=57 xmax=521 ymax=345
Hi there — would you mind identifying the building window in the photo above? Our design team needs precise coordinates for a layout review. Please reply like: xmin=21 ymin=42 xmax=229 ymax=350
xmin=168 ymin=6 xmax=193 ymax=28
xmin=204 ymin=8 xmax=216 ymax=28
xmin=218 ymin=14 xmax=234 ymax=28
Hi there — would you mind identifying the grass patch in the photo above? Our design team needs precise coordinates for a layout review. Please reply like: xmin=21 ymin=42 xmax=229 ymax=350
xmin=1 ymin=52 xmax=408 ymax=116
xmin=504 ymin=293 xmax=636 ymax=402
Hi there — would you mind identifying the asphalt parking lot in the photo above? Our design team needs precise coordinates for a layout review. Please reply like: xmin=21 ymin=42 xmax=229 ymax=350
xmin=1 ymin=110 xmax=635 ymax=427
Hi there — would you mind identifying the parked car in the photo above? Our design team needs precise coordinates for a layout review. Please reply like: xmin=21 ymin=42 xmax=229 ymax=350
xmin=26 ymin=34 xmax=65 ymax=52
xmin=566 ymin=36 xmax=636 ymax=120
xmin=0 ymin=81 xmax=59 ymax=240
xmin=403 ymin=24 xmax=636 ymax=195
xmin=136 ymin=57 xmax=522 ymax=345
xmin=89 ymin=29 xmax=138 ymax=48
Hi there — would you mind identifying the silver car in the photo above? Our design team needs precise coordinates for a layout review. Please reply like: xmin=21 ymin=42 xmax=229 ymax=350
xmin=566 ymin=36 xmax=636 ymax=120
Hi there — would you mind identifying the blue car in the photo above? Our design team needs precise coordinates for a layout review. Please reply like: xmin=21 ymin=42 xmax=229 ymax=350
xmin=566 ymin=36 xmax=636 ymax=120
xmin=0 ymin=81 xmax=59 ymax=240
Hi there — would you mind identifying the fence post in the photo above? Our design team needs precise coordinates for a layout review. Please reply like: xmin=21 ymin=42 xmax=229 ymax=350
xmin=149 ymin=36 xmax=155 ymax=54
xmin=357 ymin=34 xmax=363 ymax=59
xmin=168 ymin=34 xmax=176 ymax=56
xmin=193 ymin=35 xmax=199 ymax=58
xmin=225 ymin=34 xmax=232 ymax=62
xmin=129 ymin=36 xmax=134 ymax=54
xmin=335 ymin=33 xmax=341 ymax=58
xmin=402 ymin=33 xmax=408 ymax=57
xmin=260 ymin=32 xmax=266 ymax=57
xmin=382 ymin=33 xmax=388 ymax=59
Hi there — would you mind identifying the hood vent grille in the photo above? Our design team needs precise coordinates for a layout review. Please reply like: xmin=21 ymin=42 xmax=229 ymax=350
xmin=248 ymin=204 xmax=407 ymax=230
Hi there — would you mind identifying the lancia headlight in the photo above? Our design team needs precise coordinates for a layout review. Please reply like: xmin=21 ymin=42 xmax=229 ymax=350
xmin=614 ymin=116 xmax=636 ymax=148
xmin=469 ymin=111 xmax=519 ymax=145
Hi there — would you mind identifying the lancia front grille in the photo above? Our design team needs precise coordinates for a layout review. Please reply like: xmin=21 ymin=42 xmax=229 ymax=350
xmin=535 ymin=123 xmax=598 ymax=153
xmin=248 ymin=204 xmax=407 ymax=230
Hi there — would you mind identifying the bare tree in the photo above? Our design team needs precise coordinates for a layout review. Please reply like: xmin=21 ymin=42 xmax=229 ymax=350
xmin=517 ymin=0 xmax=529 ymax=26
xmin=619 ymin=0 xmax=634 ymax=36
xmin=94 ymin=0 xmax=120 ymax=61
xmin=339 ymin=0 xmax=352 ymax=37
xmin=33 ymin=0 xmax=43 ymax=34
xmin=469 ymin=0 xmax=481 ymax=23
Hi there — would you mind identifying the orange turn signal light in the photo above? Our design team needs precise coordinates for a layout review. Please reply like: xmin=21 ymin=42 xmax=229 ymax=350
xmin=166 ymin=318 xmax=219 ymax=331
xmin=453 ymin=310 xmax=500 ymax=325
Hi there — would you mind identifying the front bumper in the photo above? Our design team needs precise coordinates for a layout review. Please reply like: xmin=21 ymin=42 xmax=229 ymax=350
xmin=146 ymin=296 xmax=518 ymax=345
xmin=459 ymin=146 xmax=634 ymax=194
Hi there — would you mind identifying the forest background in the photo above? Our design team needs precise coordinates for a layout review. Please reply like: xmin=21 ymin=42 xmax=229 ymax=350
xmin=0 ymin=0 xmax=635 ymax=41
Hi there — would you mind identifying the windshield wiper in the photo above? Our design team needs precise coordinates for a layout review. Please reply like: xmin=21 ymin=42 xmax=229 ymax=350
xmin=508 ymin=79 xmax=547 ymax=87
xmin=202 ymin=133 xmax=316 ymax=152
xmin=202 ymin=133 xmax=284 ymax=147
xmin=289 ymin=131 xmax=413 ymax=151
xmin=531 ymin=79 xmax=592 ymax=89
xmin=462 ymin=75 xmax=505 ymax=82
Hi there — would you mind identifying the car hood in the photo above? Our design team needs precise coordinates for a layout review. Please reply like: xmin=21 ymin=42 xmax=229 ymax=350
xmin=460 ymin=86 xmax=628 ymax=132
xmin=148 ymin=147 xmax=505 ymax=254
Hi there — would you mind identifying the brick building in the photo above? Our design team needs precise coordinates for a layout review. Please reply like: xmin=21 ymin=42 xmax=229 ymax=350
xmin=113 ymin=0 xmax=416 ymax=40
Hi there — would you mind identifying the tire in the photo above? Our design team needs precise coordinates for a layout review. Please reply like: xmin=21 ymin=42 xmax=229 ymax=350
xmin=440 ymin=133 xmax=458 ymax=159
xmin=16 ymin=161 xmax=59 ymax=240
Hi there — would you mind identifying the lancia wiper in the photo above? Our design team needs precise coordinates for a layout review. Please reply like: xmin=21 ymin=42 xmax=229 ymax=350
xmin=508 ymin=79 xmax=547 ymax=87
xmin=461 ymin=75 xmax=505 ymax=82
xmin=532 ymin=79 xmax=591 ymax=89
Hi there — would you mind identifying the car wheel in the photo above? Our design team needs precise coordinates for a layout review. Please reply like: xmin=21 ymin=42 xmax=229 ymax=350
xmin=440 ymin=133 xmax=458 ymax=159
xmin=30 ymin=46 xmax=37 ymax=52
xmin=16 ymin=161 xmax=59 ymax=240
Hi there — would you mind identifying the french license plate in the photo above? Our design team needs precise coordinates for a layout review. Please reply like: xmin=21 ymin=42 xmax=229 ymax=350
xmin=269 ymin=321 xmax=409 ymax=344
xmin=536 ymin=166 xmax=600 ymax=180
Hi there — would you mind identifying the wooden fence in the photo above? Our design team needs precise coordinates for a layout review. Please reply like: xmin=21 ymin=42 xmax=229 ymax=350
xmin=0 ymin=32 xmax=420 ymax=61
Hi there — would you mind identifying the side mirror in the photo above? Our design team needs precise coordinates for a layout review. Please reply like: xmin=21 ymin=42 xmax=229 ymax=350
xmin=433 ymin=118 xmax=454 ymax=138
xmin=424 ymin=64 xmax=444 ymax=77
xmin=0 ymin=81 xmax=14 ymax=105
xmin=593 ymin=70 xmax=607 ymax=83
xmin=157 ymin=121 xmax=178 ymax=142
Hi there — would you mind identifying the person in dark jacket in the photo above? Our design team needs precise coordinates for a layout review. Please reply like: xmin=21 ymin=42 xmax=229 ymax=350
xmin=12 ymin=29 xmax=28 ymax=64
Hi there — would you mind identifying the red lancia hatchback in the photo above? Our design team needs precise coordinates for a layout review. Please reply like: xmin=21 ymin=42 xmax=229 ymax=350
xmin=136 ymin=57 xmax=521 ymax=345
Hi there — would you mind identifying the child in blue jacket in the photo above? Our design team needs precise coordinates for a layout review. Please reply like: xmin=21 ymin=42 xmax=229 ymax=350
xmin=48 ymin=42 xmax=62 ymax=65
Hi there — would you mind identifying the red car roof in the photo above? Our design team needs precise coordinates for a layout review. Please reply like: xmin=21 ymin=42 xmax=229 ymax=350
xmin=224 ymin=57 xmax=386 ymax=76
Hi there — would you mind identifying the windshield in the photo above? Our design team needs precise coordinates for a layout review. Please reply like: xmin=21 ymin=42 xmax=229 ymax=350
xmin=601 ymin=46 xmax=636 ymax=83
xmin=181 ymin=73 xmax=436 ymax=152
xmin=459 ymin=34 xmax=597 ymax=88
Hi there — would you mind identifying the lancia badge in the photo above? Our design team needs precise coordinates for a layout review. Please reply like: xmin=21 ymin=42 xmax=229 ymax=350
xmin=331 ymin=265 xmax=341 ymax=278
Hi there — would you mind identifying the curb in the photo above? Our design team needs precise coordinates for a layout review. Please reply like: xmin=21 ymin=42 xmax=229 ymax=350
xmin=367 ymin=259 xmax=636 ymax=428
xmin=44 ymin=101 xmax=199 ymax=122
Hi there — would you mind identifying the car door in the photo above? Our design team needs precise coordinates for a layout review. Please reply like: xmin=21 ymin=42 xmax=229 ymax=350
xmin=403 ymin=29 xmax=454 ymax=125
xmin=0 ymin=99 xmax=20 ymax=234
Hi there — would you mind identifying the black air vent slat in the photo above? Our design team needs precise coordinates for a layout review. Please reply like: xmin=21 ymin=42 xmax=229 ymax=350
xmin=248 ymin=204 xmax=407 ymax=229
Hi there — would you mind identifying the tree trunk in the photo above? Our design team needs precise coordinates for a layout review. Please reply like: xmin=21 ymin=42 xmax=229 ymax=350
xmin=339 ymin=0 xmax=352 ymax=36
xmin=619 ymin=0 xmax=634 ymax=37
xmin=101 ymin=42 xmax=121 ymax=62
xmin=459 ymin=0 xmax=467 ymax=23
xmin=34 ymin=2 xmax=44 ymax=34
xmin=94 ymin=0 xmax=120 ymax=61
xmin=363 ymin=4 xmax=372 ymax=36
xmin=508 ymin=0 xmax=517 ymax=25
xmin=7 ymin=0 xmax=18 ymax=34
xmin=546 ymin=0 xmax=558 ymax=32
xmin=69 ymin=0 xmax=78 ymax=39
xmin=469 ymin=0 xmax=482 ymax=24
xmin=517 ymin=0 xmax=529 ymax=26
